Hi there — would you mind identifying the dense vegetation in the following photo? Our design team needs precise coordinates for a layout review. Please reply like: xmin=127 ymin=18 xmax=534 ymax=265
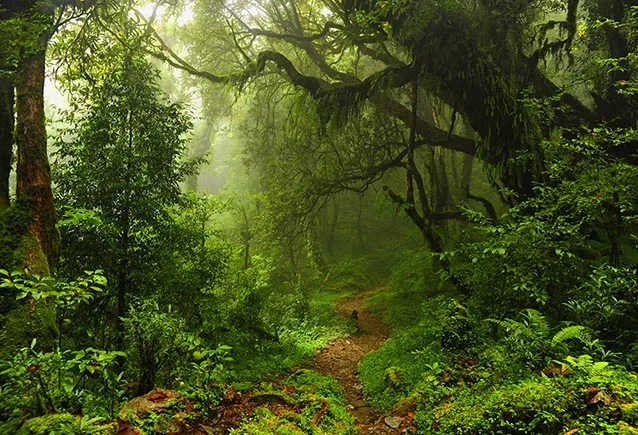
xmin=2 ymin=0 xmax=638 ymax=433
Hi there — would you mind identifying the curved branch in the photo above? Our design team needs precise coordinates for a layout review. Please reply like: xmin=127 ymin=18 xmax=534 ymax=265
xmin=373 ymin=95 xmax=478 ymax=156
xmin=246 ymin=21 xmax=346 ymax=42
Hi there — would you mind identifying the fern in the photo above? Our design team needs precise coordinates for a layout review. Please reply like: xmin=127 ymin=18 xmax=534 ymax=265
xmin=551 ymin=325 xmax=588 ymax=348
xmin=519 ymin=309 xmax=550 ymax=337
xmin=487 ymin=309 xmax=550 ymax=340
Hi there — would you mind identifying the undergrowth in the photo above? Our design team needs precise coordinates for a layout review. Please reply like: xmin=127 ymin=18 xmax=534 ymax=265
xmin=358 ymin=249 xmax=638 ymax=434
xmin=358 ymin=249 xmax=451 ymax=409
xmin=230 ymin=370 xmax=355 ymax=435
xmin=226 ymin=258 xmax=366 ymax=384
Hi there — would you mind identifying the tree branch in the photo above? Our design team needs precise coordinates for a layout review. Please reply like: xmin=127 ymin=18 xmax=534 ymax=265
xmin=246 ymin=21 xmax=345 ymax=42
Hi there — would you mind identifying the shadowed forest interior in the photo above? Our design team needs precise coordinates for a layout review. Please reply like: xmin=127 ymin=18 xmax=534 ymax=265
xmin=2 ymin=0 xmax=638 ymax=433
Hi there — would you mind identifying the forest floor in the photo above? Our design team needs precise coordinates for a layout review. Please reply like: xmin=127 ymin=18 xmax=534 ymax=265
xmin=118 ymin=288 xmax=416 ymax=435
xmin=303 ymin=288 xmax=415 ymax=434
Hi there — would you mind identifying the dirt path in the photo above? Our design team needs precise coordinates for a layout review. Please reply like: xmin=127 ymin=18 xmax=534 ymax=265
xmin=305 ymin=288 xmax=409 ymax=434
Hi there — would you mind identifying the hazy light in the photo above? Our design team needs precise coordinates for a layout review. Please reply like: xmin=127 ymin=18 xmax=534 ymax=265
xmin=137 ymin=2 xmax=194 ymax=26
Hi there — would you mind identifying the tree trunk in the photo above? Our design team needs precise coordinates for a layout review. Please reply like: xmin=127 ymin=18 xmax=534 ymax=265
xmin=0 ymin=78 xmax=14 ymax=209
xmin=15 ymin=52 xmax=59 ymax=272
xmin=241 ymin=208 xmax=251 ymax=269
xmin=326 ymin=198 xmax=339 ymax=256
xmin=116 ymin=209 xmax=130 ymax=350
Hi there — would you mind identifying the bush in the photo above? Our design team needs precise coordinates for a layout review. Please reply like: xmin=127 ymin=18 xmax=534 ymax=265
xmin=123 ymin=300 xmax=190 ymax=394
xmin=0 ymin=342 xmax=124 ymax=424
xmin=566 ymin=265 xmax=638 ymax=364
xmin=416 ymin=359 xmax=638 ymax=434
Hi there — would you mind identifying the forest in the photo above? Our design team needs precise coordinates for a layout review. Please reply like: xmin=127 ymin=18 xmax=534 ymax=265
xmin=2 ymin=0 xmax=638 ymax=433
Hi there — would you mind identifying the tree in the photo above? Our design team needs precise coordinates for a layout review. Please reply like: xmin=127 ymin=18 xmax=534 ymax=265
xmin=0 ymin=0 xmax=120 ymax=272
xmin=142 ymin=0 xmax=637 ymax=209
xmin=54 ymin=45 xmax=196 ymax=347
xmin=0 ymin=77 xmax=13 ymax=210
xmin=0 ymin=1 xmax=59 ymax=272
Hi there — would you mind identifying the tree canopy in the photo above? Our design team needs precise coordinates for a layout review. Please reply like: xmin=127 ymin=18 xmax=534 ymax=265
xmin=3 ymin=0 xmax=638 ymax=433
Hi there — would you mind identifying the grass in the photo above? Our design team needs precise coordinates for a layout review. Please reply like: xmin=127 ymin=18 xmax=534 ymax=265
xmin=358 ymin=249 xmax=453 ymax=409
xmin=227 ymin=258 xmax=368 ymax=384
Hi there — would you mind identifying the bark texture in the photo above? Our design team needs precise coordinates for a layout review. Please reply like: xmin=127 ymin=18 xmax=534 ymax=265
xmin=15 ymin=52 xmax=59 ymax=272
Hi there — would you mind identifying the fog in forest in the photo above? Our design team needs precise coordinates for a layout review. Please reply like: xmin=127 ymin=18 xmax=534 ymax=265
xmin=2 ymin=1 xmax=638 ymax=433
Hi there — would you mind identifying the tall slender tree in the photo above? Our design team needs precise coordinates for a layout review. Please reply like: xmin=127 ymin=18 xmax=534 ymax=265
xmin=0 ymin=78 xmax=13 ymax=209
xmin=55 ymin=45 xmax=195 ymax=347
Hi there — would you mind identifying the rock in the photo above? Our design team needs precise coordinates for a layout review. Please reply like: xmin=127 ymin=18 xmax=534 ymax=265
xmin=384 ymin=416 xmax=402 ymax=429
xmin=120 ymin=389 xmax=184 ymax=421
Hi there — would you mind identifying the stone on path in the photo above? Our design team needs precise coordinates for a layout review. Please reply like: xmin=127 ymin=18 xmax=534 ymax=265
xmin=384 ymin=416 xmax=402 ymax=429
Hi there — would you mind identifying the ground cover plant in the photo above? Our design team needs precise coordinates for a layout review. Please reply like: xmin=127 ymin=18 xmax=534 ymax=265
xmin=3 ymin=0 xmax=638 ymax=433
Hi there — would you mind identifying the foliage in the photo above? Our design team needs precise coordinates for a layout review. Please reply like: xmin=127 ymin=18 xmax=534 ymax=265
xmin=0 ymin=12 xmax=51 ymax=79
xmin=359 ymin=257 xmax=448 ymax=409
xmin=566 ymin=265 xmax=638 ymax=364
xmin=0 ymin=340 xmax=125 ymax=427
xmin=453 ymin=127 xmax=638 ymax=321
xmin=230 ymin=370 xmax=355 ymax=435
xmin=176 ymin=343 xmax=233 ymax=416
xmin=6 ymin=0 xmax=638 ymax=432
xmin=123 ymin=300 xmax=190 ymax=395
xmin=439 ymin=300 xmax=477 ymax=356
xmin=220 ymin=272 xmax=355 ymax=382
xmin=52 ymin=43 xmax=230 ymax=347
xmin=15 ymin=413 xmax=114 ymax=435
xmin=1 ymin=269 xmax=106 ymax=348
xmin=415 ymin=360 xmax=638 ymax=435
xmin=0 ymin=271 xmax=119 ymax=428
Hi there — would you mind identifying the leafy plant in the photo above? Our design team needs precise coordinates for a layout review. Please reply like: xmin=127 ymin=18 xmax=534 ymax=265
xmin=123 ymin=300 xmax=188 ymax=395
xmin=0 ymin=269 xmax=107 ymax=350
xmin=177 ymin=342 xmax=233 ymax=416
xmin=566 ymin=265 xmax=638 ymax=361
xmin=0 ymin=339 xmax=125 ymax=424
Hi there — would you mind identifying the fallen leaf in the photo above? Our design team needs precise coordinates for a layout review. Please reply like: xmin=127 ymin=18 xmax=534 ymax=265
xmin=148 ymin=391 xmax=168 ymax=402
xmin=585 ymin=387 xmax=611 ymax=405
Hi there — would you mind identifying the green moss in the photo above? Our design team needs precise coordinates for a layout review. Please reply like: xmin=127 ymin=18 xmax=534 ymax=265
xmin=415 ymin=371 xmax=638 ymax=435
xmin=18 ymin=233 xmax=50 ymax=276
xmin=16 ymin=413 xmax=115 ymax=435
xmin=232 ymin=371 xmax=355 ymax=435
xmin=0 ymin=300 xmax=58 ymax=358
xmin=17 ymin=414 xmax=77 ymax=435
xmin=0 ymin=204 xmax=31 ymax=270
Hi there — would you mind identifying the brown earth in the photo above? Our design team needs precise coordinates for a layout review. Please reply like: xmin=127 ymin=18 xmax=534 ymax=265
xmin=305 ymin=288 xmax=416 ymax=434
xmin=115 ymin=288 xmax=416 ymax=435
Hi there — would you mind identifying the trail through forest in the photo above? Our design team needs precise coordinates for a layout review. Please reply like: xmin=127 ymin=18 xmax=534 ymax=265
xmin=305 ymin=288 xmax=414 ymax=434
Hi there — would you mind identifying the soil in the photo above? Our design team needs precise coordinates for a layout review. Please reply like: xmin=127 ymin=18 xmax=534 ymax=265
xmin=116 ymin=288 xmax=417 ymax=435
xmin=305 ymin=288 xmax=416 ymax=434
